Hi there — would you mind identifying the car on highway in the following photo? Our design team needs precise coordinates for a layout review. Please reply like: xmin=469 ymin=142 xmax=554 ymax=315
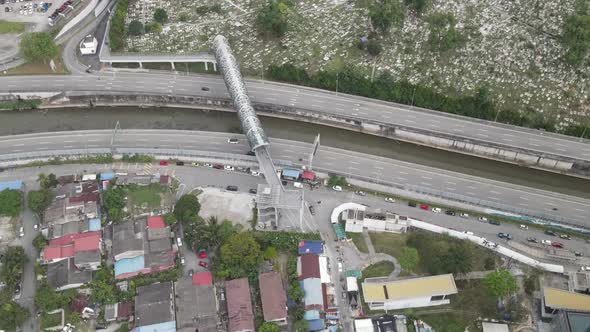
xmin=213 ymin=164 xmax=223 ymax=169
xmin=159 ymin=160 xmax=168 ymax=166
xmin=408 ymin=201 xmax=417 ymax=207
xmin=199 ymin=261 xmax=209 ymax=269
xmin=460 ymin=212 xmax=469 ymax=218
xmin=463 ymin=231 xmax=474 ymax=236
xmin=541 ymin=239 xmax=552 ymax=245
xmin=204 ymin=163 xmax=213 ymax=168
xmin=309 ymin=205 xmax=315 ymax=215
xmin=176 ymin=161 xmax=184 ymax=166
xmin=198 ymin=249 xmax=207 ymax=259
xmin=385 ymin=197 xmax=395 ymax=203
xmin=489 ymin=220 xmax=501 ymax=226
xmin=527 ymin=237 xmax=538 ymax=243
xmin=188 ymin=269 xmax=194 ymax=277
xmin=520 ymin=224 xmax=529 ymax=230
xmin=224 ymin=165 xmax=234 ymax=171
xmin=201 ymin=87 xmax=210 ymax=91
xmin=227 ymin=138 xmax=239 ymax=144
xmin=176 ymin=237 xmax=183 ymax=247
xmin=445 ymin=210 xmax=456 ymax=216
xmin=497 ymin=233 xmax=512 ymax=240
xmin=191 ymin=162 xmax=201 ymax=167
xmin=551 ymin=242 xmax=564 ymax=248
xmin=544 ymin=230 xmax=557 ymax=236
xmin=355 ymin=191 xmax=366 ymax=196
xmin=581 ymin=266 xmax=590 ymax=272
xmin=431 ymin=207 xmax=442 ymax=213
xmin=332 ymin=185 xmax=342 ymax=192
xmin=478 ymin=217 xmax=488 ymax=222
xmin=559 ymin=234 xmax=571 ymax=240
xmin=419 ymin=204 xmax=429 ymax=210
xmin=249 ymin=188 xmax=257 ymax=194
xmin=226 ymin=185 xmax=238 ymax=192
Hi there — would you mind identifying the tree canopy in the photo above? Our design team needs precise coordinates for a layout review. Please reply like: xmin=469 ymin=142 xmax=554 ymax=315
xmin=19 ymin=32 xmax=59 ymax=63
xmin=405 ymin=0 xmax=431 ymax=14
xmin=256 ymin=0 xmax=290 ymax=38
xmin=293 ymin=319 xmax=310 ymax=332
xmin=38 ymin=173 xmax=58 ymax=190
xmin=406 ymin=232 xmax=476 ymax=275
xmin=33 ymin=233 xmax=48 ymax=251
xmin=219 ymin=232 xmax=263 ymax=278
xmin=153 ymin=8 xmax=168 ymax=24
xmin=109 ymin=0 xmax=129 ymax=50
xmin=0 ymin=189 xmax=22 ymax=217
xmin=174 ymin=194 xmax=201 ymax=222
xmin=483 ymin=269 xmax=518 ymax=299
xmin=103 ymin=186 xmax=126 ymax=223
xmin=27 ymin=189 xmax=53 ymax=219
xmin=0 ymin=300 xmax=29 ymax=331
xmin=369 ymin=0 xmax=405 ymax=33
xmin=367 ymin=39 xmax=383 ymax=56
xmin=427 ymin=12 xmax=465 ymax=52
xmin=398 ymin=247 xmax=419 ymax=271
xmin=562 ymin=14 xmax=590 ymax=65
xmin=0 ymin=246 xmax=28 ymax=291
xmin=145 ymin=22 xmax=162 ymax=33
xmin=259 ymin=322 xmax=280 ymax=332
xmin=128 ymin=20 xmax=145 ymax=36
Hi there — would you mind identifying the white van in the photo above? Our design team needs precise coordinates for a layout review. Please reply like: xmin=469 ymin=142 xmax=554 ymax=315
xmin=19 ymin=227 xmax=24 ymax=237
xmin=293 ymin=182 xmax=303 ymax=189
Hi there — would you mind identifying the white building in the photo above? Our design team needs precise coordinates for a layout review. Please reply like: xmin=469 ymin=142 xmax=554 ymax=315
xmin=332 ymin=202 xmax=408 ymax=233
xmin=79 ymin=35 xmax=98 ymax=55
xmin=362 ymin=274 xmax=458 ymax=310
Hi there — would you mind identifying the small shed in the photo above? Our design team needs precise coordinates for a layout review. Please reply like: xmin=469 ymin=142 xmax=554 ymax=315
xmin=281 ymin=169 xmax=301 ymax=181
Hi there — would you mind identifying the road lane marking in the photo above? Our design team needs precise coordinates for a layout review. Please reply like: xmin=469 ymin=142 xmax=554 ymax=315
xmin=14 ymin=143 xmax=24 ymax=146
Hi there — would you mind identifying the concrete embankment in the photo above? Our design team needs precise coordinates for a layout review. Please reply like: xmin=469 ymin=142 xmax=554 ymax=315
xmin=36 ymin=92 xmax=590 ymax=179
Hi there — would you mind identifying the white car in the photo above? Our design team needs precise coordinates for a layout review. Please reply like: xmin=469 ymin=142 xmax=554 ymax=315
xmin=460 ymin=213 xmax=469 ymax=218
xmin=541 ymin=239 xmax=552 ymax=245
xmin=224 ymin=165 xmax=234 ymax=171
xmin=520 ymin=224 xmax=529 ymax=230
xmin=464 ymin=231 xmax=474 ymax=236
xmin=251 ymin=170 xmax=260 ymax=177
xmin=33 ymin=224 xmax=39 ymax=231
xmin=332 ymin=185 xmax=342 ymax=192
xmin=19 ymin=227 xmax=24 ymax=237
xmin=227 ymin=138 xmax=239 ymax=144
xmin=478 ymin=217 xmax=488 ymax=222
xmin=176 ymin=237 xmax=183 ymax=247
xmin=431 ymin=207 xmax=442 ymax=213
xmin=385 ymin=197 xmax=395 ymax=203
xmin=338 ymin=262 xmax=343 ymax=273
xmin=581 ymin=266 xmax=590 ymax=272
xmin=180 ymin=256 xmax=185 ymax=265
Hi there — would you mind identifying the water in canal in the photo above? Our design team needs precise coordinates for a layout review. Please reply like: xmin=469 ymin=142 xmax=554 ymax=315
xmin=2 ymin=106 xmax=589 ymax=198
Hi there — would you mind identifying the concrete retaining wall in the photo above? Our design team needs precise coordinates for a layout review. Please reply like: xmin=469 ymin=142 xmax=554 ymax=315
xmin=40 ymin=92 xmax=589 ymax=178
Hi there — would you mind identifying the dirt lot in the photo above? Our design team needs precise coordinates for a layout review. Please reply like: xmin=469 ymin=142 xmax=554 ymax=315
xmin=197 ymin=187 xmax=254 ymax=227
xmin=0 ymin=216 xmax=17 ymax=247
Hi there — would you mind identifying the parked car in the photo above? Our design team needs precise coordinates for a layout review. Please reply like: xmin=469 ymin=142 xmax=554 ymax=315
xmin=559 ymin=234 xmax=571 ymax=240
xmin=201 ymin=87 xmax=210 ymax=91
xmin=551 ymin=242 xmax=564 ymax=248
xmin=581 ymin=266 xmax=590 ymax=272
xmin=249 ymin=188 xmax=257 ymax=194
xmin=246 ymin=151 xmax=256 ymax=156
xmin=199 ymin=261 xmax=209 ymax=269
xmin=204 ymin=163 xmax=213 ymax=168
xmin=332 ymin=185 xmax=342 ymax=192
xmin=191 ymin=162 xmax=201 ymax=167
xmin=431 ymin=207 xmax=442 ymax=213
xmin=574 ymin=251 xmax=583 ymax=257
xmin=385 ymin=197 xmax=395 ymax=203
xmin=309 ymin=205 xmax=315 ymax=215
xmin=489 ymin=220 xmax=501 ymax=226
xmin=198 ymin=250 xmax=207 ymax=259
xmin=463 ymin=231 xmax=474 ymax=236
xmin=227 ymin=138 xmax=239 ymax=144
xmin=180 ymin=256 xmax=185 ymax=265
xmin=527 ymin=237 xmax=538 ymax=243
xmin=544 ymin=230 xmax=557 ymax=236
xmin=33 ymin=224 xmax=39 ymax=231
xmin=541 ymin=239 xmax=552 ymax=245
xmin=213 ymin=164 xmax=223 ymax=169
xmin=224 ymin=165 xmax=234 ymax=171
xmin=419 ymin=204 xmax=429 ymax=210
xmin=445 ymin=210 xmax=456 ymax=216
xmin=176 ymin=161 xmax=184 ymax=166
xmin=176 ymin=237 xmax=183 ymax=247
xmin=355 ymin=191 xmax=366 ymax=196
xmin=226 ymin=185 xmax=238 ymax=192
xmin=408 ymin=201 xmax=417 ymax=207
xmin=497 ymin=233 xmax=512 ymax=240
xmin=460 ymin=212 xmax=469 ymax=218
xmin=337 ymin=262 xmax=343 ymax=273
xmin=19 ymin=227 xmax=24 ymax=237
xmin=251 ymin=170 xmax=260 ymax=177
xmin=159 ymin=160 xmax=168 ymax=166
xmin=520 ymin=224 xmax=529 ymax=230
xmin=478 ymin=217 xmax=488 ymax=222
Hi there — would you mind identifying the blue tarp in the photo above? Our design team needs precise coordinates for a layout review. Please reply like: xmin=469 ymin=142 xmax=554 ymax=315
xmin=282 ymin=168 xmax=301 ymax=179
xmin=298 ymin=240 xmax=323 ymax=255
xmin=88 ymin=218 xmax=101 ymax=231
xmin=308 ymin=319 xmax=325 ymax=331
xmin=0 ymin=180 xmax=22 ymax=191
xmin=300 ymin=278 xmax=323 ymax=307
xmin=100 ymin=173 xmax=115 ymax=180
xmin=132 ymin=321 xmax=176 ymax=332
xmin=114 ymin=256 xmax=145 ymax=277
xmin=304 ymin=310 xmax=320 ymax=320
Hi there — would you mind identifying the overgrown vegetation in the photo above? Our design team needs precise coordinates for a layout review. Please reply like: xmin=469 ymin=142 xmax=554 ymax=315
xmin=562 ymin=10 xmax=590 ymax=66
xmin=102 ymin=185 xmax=126 ymax=223
xmin=0 ymin=98 xmax=41 ymax=111
xmin=0 ymin=246 xmax=28 ymax=294
xmin=0 ymin=20 xmax=25 ymax=34
xmin=121 ymin=154 xmax=154 ymax=163
xmin=256 ymin=0 xmax=291 ymax=38
xmin=369 ymin=0 xmax=405 ymax=33
xmin=35 ymin=280 xmax=77 ymax=312
xmin=19 ymin=32 xmax=59 ymax=63
xmin=0 ymin=189 xmax=22 ymax=217
xmin=33 ymin=233 xmax=49 ymax=250
xmin=218 ymin=232 xmax=263 ymax=279
xmin=326 ymin=175 xmax=347 ymax=188
xmin=27 ymin=189 xmax=53 ymax=220
xmin=427 ymin=12 xmax=465 ymax=52
xmin=22 ymin=154 xmax=114 ymax=168
xmin=0 ymin=300 xmax=29 ymax=331
xmin=363 ymin=261 xmax=395 ymax=278
xmin=109 ymin=0 xmax=129 ymax=51
xmin=253 ymin=231 xmax=321 ymax=253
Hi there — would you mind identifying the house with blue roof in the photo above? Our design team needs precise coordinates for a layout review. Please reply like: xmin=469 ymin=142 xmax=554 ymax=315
xmin=300 ymin=278 xmax=324 ymax=311
xmin=298 ymin=240 xmax=324 ymax=255
xmin=308 ymin=319 xmax=325 ymax=331
xmin=0 ymin=180 xmax=23 ymax=191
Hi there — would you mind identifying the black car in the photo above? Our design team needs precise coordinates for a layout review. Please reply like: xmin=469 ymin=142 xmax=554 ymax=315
xmin=246 ymin=151 xmax=256 ymax=156
xmin=527 ymin=237 xmax=538 ymax=243
xmin=408 ymin=201 xmax=417 ymax=207
xmin=201 ymin=87 xmax=210 ymax=91
xmin=545 ymin=230 xmax=557 ymax=236
xmin=249 ymin=188 xmax=257 ymax=194
xmin=176 ymin=161 xmax=184 ymax=166
xmin=309 ymin=205 xmax=315 ymax=215
xmin=489 ymin=220 xmax=501 ymax=226
xmin=281 ymin=180 xmax=288 ymax=186
xmin=226 ymin=185 xmax=238 ymax=191
xmin=445 ymin=210 xmax=456 ymax=216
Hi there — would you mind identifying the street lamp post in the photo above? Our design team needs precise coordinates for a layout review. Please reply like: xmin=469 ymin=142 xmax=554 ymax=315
xmin=336 ymin=72 xmax=339 ymax=95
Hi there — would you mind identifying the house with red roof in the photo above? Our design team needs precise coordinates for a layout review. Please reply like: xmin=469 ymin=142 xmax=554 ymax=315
xmin=259 ymin=272 xmax=287 ymax=325
xmin=42 ymin=231 xmax=102 ymax=270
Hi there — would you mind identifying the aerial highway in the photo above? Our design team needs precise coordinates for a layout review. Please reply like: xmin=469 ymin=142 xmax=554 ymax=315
xmin=0 ymin=129 xmax=589 ymax=228
xmin=2 ymin=71 xmax=590 ymax=165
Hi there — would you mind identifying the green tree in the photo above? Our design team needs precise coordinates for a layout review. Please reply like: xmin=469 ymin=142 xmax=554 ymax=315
xmin=0 ymin=189 xmax=22 ymax=217
xmin=259 ymin=322 xmax=280 ymax=332
xmin=33 ymin=233 xmax=48 ymax=250
xmin=562 ymin=14 xmax=590 ymax=65
xmin=109 ymin=0 xmax=129 ymax=51
xmin=128 ymin=20 xmax=144 ymax=36
xmin=367 ymin=39 xmax=383 ymax=56
xmin=263 ymin=246 xmax=278 ymax=261
xmin=427 ymin=12 xmax=464 ymax=52
xmin=163 ymin=212 xmax=177 ymax=225
xmin=256 ymin=0 xmax=289 ymax=38
xmin=404 ymin=0 xmax=431 ymax=14
xmin=89 ymin=268 xmax=117 ymax=305
xmin=293 ymin=319 xmax=310 ymax=332
xmin=0 ymin=300 xmax=30 ymax=331
xmin=441 ymin=240 xmax=474 ymax=275
xmin=38 ymin=173 xmax=58 ymax=189
xmin=27 ymin=189 xmax=53 ymax=219
xmin=153 ymin=8 xmax=168 ymax=24
xmin=19 ymin=32 xmax=59 ymax=63
xmin=0 ymin=246 xmax=28 ymax=290
xmin=35 ymin=280 xmax=61 ymax=312
xmin=103 ymin=186 xmax=126 ymax=223
xmin=398 ymin=247 xmax=419 ymax=271
xmin=219 ymin=232 xmax=263 ymax=278
xmin=483 ymin=269 xmax=518 ymax=300
xmin=174 ymin=194 xmax=201 ymax=222
xmin=145 ymin=22 xmax=162 ymax=33
xmin=369 ymin=0 xmax=405 ymax=33
xmin=178 ymin=12 xmax=190 ymax=22
xmin=288 ymin=280 xmax=304 ymax=301
xmin=327 ymin=175 xmax=347 ymax=187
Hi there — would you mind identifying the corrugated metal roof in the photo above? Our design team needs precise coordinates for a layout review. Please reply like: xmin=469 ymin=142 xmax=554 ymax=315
xmin=147 ymin=216 xmax=165 ymax=229
xmin=308 ymin=319 xmax=325 ymax=331
xmin=544 ymin=287 xmax=590 ymax=312
xmin=114 ymin=256 xmax=145 ymax=277
xmin=88 ymin=219 xmax=101 ymax=231
xmin=259 ymin=272 xmax=287 ymax=322
xmin=100 ymin=173 xmax=115 ymax=180
xmin=303 ymin=310 xmax=320 ymax=320
xmin=282 ymin=169 xmax=301 ymax=179
xmin=333 ymin=223 xmax=346 ymax=240
xmin=299 ymin=254 xmax=320 ymax=280
xmin=301 ymin=278 xmax=324 ymax=307
xmin=347 ymin=277 xmax=358 ymax=292
xmin=0 ymin=180 xmax=22 ymax=191
xmin=298 ymin=241 xmax=323 ymax=255
xmin=363 ymin=274 xmax=457 ymax=302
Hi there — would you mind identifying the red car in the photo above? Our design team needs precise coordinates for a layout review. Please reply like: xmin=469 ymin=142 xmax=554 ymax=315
xmin=551 ymin=242 xmax=564 ymax=248
xmin=198 ymin=250 xmax=207 ymax=259
xmin=419 ymin=204 xmax=429 ymax=210
xmin=212 ymin=164 xmax=223 ymax=169
xmin=159 ymin=160 xmax=168 ymax=166
xmin=199 ymin=261 xmax=209 ymax=269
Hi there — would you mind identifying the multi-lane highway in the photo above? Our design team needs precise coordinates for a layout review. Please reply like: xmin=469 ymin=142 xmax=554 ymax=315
xmin=2 ymin=72 xmax=590 ymax=164
xmin=1 ymin=129 xmax=589 ymax=227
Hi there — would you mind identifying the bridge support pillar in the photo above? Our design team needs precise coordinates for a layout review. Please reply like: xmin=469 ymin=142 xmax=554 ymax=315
xmin=212 ymin=61 xmax=216 ymax=72
xmin=170 ymin=62 xmax=175 ymax=70
xmin=138 ymin=62 xmax=143 ymax=69
xmin=204 ymin=61 xmax=208 ymax=71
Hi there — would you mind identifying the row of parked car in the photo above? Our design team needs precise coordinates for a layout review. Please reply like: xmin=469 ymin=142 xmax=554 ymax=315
xmin=48 ymin=0 xmax=79 ymax=25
